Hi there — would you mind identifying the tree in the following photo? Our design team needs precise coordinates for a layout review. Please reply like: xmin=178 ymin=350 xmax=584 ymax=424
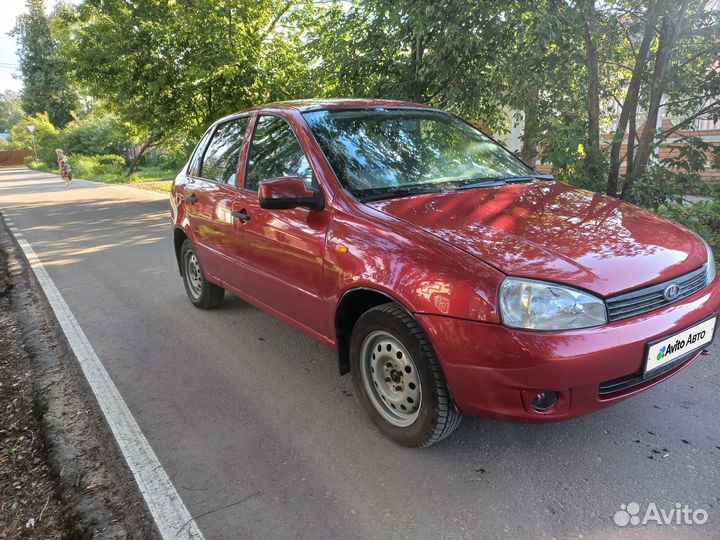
xmin=578 ymin=0 xmax=605 ymax=182
xmin=308 ymin=0 xmax=594 ymax=165
xmin=578 ymin=0 xmax=719 ymax=198
xmin=496 ymin=1 xmax=586 ymax=168
xmin=10 ymin=112 xmax=60 ymax=163
xmin=308 ymin=0 xmax=514 ymax=130
xmin=11 ymin=0 xmax=77 ymax=128
xmin=0 ymin=91 xmax=25 ymax=133
xmin=58 ymin=110 xmax=132 ymax=156
xmin=64 ymin=0 xmax=318 ymax=173
xmin=40 ymin=0 xmax=717 ymax=199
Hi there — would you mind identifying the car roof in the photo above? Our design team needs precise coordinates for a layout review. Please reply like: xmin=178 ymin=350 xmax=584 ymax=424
xmin=214 ymin=99 xmax=435 ymax=124
xmin=261 ymin=98 xmax=433 ymax=112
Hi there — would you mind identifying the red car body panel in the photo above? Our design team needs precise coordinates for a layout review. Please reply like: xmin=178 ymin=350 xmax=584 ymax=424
xmin=171 ymin=99 xmax=720 ymax=422
xmin=369 ymin=182 xmax=707 ymax=297
xmin=419 ymin=278 xmax=720 ymax=419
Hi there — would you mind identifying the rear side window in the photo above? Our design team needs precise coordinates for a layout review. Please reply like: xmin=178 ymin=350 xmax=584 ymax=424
xmin=245 ymin=115 xmax=314 ymax=193
xmin=199 ymin=117 xmax=250 ymax=184
xmin=187 ymin=129 xmax=213 ymax=177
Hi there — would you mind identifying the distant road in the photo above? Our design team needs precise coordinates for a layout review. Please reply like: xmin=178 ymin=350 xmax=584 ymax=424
xmin=1 ymin=167 xmax=718 ymax=540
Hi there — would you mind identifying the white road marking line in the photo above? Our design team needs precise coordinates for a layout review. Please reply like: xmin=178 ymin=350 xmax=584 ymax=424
xmin=14 ymin=233 xmax=22 ymax=237
xmin=16 ymin=239 xmax=205 ymax=540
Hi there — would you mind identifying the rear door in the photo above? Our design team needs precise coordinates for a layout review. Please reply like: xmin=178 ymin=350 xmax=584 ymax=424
xmin=184 ymin=116 xmax=250 ymax=284
xmin=232 ymin=113 xmax=332 ymax=336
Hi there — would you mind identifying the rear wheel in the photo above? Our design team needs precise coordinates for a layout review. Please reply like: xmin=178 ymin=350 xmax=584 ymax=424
xmin=181 ymin=239 xmax=224 ymax=309
xmin=350 ymin=303 xmax=461 ymax=447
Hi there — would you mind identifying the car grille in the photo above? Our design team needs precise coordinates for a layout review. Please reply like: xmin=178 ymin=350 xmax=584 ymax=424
xmin=598 ymin=348 xmax=700 ymax=397
xmin=606 ymin=266 xmax=708 ymax=322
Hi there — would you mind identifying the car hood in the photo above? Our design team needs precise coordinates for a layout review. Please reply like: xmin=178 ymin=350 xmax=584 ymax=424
xmin=367 ymin=181 xmax=707 ymax=297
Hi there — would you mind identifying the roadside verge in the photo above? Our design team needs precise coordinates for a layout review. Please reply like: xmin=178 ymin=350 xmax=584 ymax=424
xmin=0 ymin=211 xmax=187 ymax=539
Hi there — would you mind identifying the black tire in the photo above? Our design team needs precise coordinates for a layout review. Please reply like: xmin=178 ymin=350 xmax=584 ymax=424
xmin=349 ymin=303 xmax=461 ymax=447
xmin=180 ymin=239 xmax=224 ymax=309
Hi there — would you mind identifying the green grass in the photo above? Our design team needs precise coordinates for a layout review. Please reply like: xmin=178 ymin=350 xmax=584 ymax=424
xmin=27 ymin=160 xmax=175 ymax=192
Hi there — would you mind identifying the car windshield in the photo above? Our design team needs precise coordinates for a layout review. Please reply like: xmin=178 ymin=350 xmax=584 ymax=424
xmin=302 ymin=108 xmax=535 ymax=200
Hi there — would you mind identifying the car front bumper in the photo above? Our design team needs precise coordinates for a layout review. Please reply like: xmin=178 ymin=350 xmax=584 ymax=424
xmin=417 ymin=278 xmax=720 ymax=421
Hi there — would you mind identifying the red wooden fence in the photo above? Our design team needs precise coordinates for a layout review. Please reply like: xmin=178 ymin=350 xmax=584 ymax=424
xmin=0 ymin=150 xmax=33 ymax=166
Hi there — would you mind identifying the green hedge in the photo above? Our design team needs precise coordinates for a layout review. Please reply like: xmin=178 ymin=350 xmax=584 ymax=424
xmin=66 ymin=154 xmax=125 ymax=178
xmin=662 ymin=200 xmax=720 ymax=261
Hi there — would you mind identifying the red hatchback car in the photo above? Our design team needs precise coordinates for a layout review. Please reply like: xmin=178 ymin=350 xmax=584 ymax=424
xmin=170 ymin=99 xmax=719 ymax=446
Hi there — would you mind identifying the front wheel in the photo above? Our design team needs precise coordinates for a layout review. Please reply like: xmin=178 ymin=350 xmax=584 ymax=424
xmin=350 ymin=303 xmax=461 ymax=447
xmin=180 ymin=239 xmax=225 ymax=309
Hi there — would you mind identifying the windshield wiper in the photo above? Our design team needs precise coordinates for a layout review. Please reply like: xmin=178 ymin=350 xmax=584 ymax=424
xmin=358 ymin=186 xmax=446 ymax=202
xmin=457 ymin=178 xmax=508 ymax=190
xmin=457 ymin=174 xmax=554 ymax=190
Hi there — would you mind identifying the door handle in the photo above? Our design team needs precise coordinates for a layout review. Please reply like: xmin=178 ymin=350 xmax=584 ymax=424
xmin=185 ymin=193 xmax=198 ymax=204
xmin=231 ymin=210 xmax=251 ymax=222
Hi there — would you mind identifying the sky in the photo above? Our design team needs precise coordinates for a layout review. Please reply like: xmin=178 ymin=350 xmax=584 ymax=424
xmin=0 ymin=0 xmax=80 ymax=93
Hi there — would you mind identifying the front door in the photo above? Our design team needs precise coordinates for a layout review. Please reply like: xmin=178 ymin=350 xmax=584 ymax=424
xmin=231 ymin=114 xmax=331 ymax=336
xmin=184 ymin=116 xmax=250 ymax=284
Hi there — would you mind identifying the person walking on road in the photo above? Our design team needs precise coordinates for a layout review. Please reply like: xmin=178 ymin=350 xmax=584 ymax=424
xmin=55 ymin=149 xmax=72 ymax=187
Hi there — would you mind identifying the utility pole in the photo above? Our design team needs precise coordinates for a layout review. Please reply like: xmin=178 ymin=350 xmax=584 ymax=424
xmin=26 ymin=124 xmax=37 ymax=161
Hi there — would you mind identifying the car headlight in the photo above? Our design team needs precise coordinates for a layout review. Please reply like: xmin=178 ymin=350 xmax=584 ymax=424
xmin=499 ymin=277 xmax=607 ymax=330
xmin=704 ymin=240 xmax=716 ymax=285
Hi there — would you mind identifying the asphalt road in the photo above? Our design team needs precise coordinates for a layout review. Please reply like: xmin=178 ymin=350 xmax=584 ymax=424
xmin=1 ymin=167 xmax=719 ymax=540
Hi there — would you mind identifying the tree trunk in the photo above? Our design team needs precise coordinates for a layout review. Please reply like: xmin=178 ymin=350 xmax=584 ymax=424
xmin=127 ymin=139 xmax=156 ymax=176
xmin=412 ymin=34 xmax=424 ymax=103
xmin=579 ymin=0 xmax=603 ymax=186
xmin=520 ymin=85 xmax=539 ymax=167
xmin=607 ymin=0 xmax=665 ymax=196
xmin=625 ymin=0 xmax=690 ymax=197
xmin=626 ymin=110 xmax=637 ymax=177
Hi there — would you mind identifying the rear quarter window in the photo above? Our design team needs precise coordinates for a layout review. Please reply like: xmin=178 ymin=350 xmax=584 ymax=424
xmin=187 ymin=129 xmax=214 ymax=177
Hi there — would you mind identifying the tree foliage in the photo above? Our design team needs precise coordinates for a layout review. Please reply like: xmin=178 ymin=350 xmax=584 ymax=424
xmin=583 ymin=0 xmax=720 ymax=198
xmin=0 ymin=91 xmax=25 ymax=133
xmin=11 ymin=0 xmax=77 ymax=128
xmin=10 ymin=0 xmax=719 ymax=200
xmin=307 ymin=0 xmax=514 ymax=129
xmin=64 ymin=0 xmax=318 ymax=171
xmin=58 ymin=111 xmax=132 ymax=156
xmin=10 ymin=111 xmax=60 ymax=163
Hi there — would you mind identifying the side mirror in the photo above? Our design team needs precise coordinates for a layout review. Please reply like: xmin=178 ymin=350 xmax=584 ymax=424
xmin=258 ymin=176 xmax=324 ymax=211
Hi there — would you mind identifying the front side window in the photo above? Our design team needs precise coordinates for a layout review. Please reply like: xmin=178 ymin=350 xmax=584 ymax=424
xmin=245 ymin=115 xmax=314 ymax=193
xmin=199 ymin=117 xmax=250 ymax=184
xmin=302 ymin=108 xmax=534 ymax=200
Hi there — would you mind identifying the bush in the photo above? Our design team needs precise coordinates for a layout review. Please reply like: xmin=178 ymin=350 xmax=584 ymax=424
xmin=662 ymin=199 xmax=720 ymax=261
xmin=157 ymin=141 xmax=192 ymax=170
xmin=66 ymin=154 xmax=124 ymax=179
xmin=625 ymin=166 xmax=706 ymax=211
xmin=95 ymin=154 xmax=126 ymax=167
xmin=25 ymin=157 xmax=47 ymax=170
xmin=58 ymin=112 xmax=131 ymax=156
xmin=10 ymin=112 xmax=59 ymax=164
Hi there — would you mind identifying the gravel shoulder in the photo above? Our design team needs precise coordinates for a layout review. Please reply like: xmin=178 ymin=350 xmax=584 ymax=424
xmin=0 ymin=217 xmax=158 ymax=540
